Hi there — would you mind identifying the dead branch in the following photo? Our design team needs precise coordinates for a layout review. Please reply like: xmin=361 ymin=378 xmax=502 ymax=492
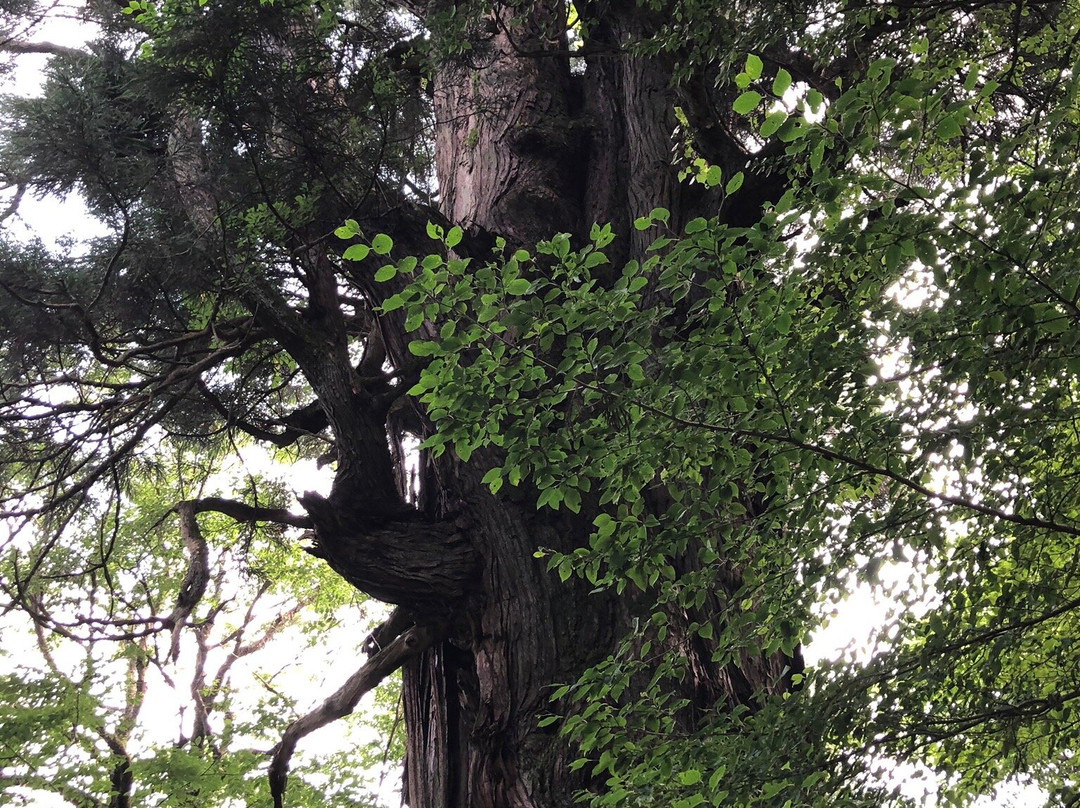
xmin=268 ymin=622 xmax=440 ymax=808
xmin=168 ymin=502 xmax=210 ymax=662
xmin=0 ymin=40 xmax=88 ymax=58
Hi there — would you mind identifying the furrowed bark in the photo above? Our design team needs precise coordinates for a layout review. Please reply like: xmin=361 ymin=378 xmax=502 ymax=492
xmin=432 ymin=0 xmax=581 ymax=246
xmin=397 ymin=1 xmax=804 ymax=805
xmin=299 ymin=491 xmax=476 ymax=616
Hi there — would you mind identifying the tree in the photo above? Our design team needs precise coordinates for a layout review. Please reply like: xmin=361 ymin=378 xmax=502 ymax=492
xmin=1 ymin=0 xmax=1079 ymax=806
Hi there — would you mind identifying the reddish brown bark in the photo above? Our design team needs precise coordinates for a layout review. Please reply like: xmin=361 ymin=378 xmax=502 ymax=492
xmin=381 ymin=3 xmax=797 ymax=807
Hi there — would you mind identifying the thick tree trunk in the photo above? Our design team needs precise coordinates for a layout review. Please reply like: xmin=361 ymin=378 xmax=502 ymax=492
xmin=402 ymin=462 xmax=622 ymax=808
xmin=431 ymin=0 xmax=581 ymax=246
xmin=392 ymin=4 xmax=797 ymax=807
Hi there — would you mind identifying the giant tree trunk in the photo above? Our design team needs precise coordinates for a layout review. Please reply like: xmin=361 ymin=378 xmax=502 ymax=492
xmin=384 ymin=2 xmax=796 ymax=806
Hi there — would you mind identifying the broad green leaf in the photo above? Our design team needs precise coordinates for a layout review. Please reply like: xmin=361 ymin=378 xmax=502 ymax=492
xmin=772 ymin=68 xmax=792 ymax=97
xmin=371 ymin=233 xmax=394 ymax=255
xmin=760 ymin=110 xmax=787 ymax=138
xmin=733 ymin=90 xmax=763 ymax=115
xmin=935 ymin=114 xmax=964 ymax=140
xmin=343 ymin=243 xmax=370 ymax=261
xmin=506 ymin=278 xmax=531 ymax=295
xmin=745 ymin=53 xmax=763 ymax=81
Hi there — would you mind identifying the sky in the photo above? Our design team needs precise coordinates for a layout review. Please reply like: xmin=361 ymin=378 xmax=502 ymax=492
xmin=2 ymin=3 xmax=106 ymax=248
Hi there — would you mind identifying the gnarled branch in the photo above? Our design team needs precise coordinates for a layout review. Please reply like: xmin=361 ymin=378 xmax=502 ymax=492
xmin=168 ymin=502 xmax=210 ymax=662
xmin=300 ymin=491 xmax=476 ymax=614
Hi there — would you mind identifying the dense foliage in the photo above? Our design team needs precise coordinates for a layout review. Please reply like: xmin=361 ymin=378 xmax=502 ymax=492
xmin=2 ymin=0 xmax=1080 ymax=807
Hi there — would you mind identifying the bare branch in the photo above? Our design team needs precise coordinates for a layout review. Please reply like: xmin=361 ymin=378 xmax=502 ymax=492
xmin=0 ymin=183 xmax=25 ymax=223
xmin=189 ymin=496 xmax=312 ymax=529
xmin=167 ymin=502 xmax=210 ymax=662
xmin=268 ymin=622 xmax=440 ymax=808
xmin=0 ymin=40 xmax=88 ymax=58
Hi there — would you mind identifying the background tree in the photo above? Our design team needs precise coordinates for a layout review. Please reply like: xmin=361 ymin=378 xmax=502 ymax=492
xmin=1 ymin=1 xmax=1079 ymax=807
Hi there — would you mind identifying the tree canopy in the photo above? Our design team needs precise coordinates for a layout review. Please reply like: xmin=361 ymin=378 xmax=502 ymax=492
xmin=1 ymin=0 xmax=1080 ymax=807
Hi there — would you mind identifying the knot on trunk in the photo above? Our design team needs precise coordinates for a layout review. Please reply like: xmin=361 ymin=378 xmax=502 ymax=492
xmin=299 ymin=491 xmax=477 ymax=616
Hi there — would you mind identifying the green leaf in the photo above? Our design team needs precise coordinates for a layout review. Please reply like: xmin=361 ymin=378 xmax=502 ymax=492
xmin=583 ymin=251 xmax=608 ymax=269
xmin=772 ymin=68 xmax=792 ymax=97
xmin=774 ymin=310 xmax=792 ymax=334
xmin=335 ymin=218 xmax=360 ymax=239
xmin=342 ymin=243 xmax=370 ymax=261
xmin=374 ymin=264 xmax=397 ymax=282
xmin=733 ymin=90 xmax=763 ymax=115
xmin=381 ymin=294 xmax=406 ymax=312
xmin=809 ymin=139 xmax=825 ymax=174
xmin=371 ymin=233 xmax=394 ymax=255
xmin=725 ymin=171 xmax=745 ymax=194
xmin=408 ymin=340 xmax=438 ymax=356
xmin=563 ymin=487 xmax=581 ymax=513
xmin=673 ymin=797 xmax=705 ymax=808
xmin=506 ymin=278 xmax=531 ymax=295
xmin=594 ymin=514 xmax=616 ymax=538
xmin=885 ymin=243 xmax=903 ymax=272
xmin=677 ymin=769 xmax=703 ymax=786
xmin=745 ymin=53 xmax=763 ymax=81
xmin=916 ymin=239 xmax=938 ymax=266
xmin=446 ymin=226 xmax=463 ymax=249
xmin=708 ymin=766 xmax=727 ymax=790
xmin=649 ymin=207 xmax=670 ymax=224
xmin=760 ymin=110 xmax=787 ymax=138
xmin=935 ymin=114 xmax=964 ymax=140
